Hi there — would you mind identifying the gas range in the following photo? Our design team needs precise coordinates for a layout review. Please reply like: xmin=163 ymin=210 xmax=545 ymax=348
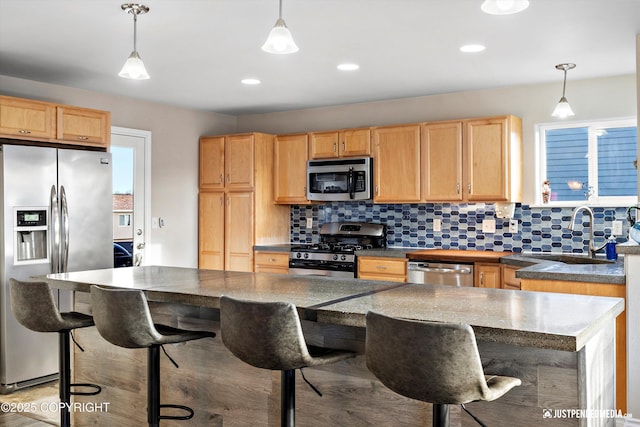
xmin=289 ymin=222 xmax=386 ymax=278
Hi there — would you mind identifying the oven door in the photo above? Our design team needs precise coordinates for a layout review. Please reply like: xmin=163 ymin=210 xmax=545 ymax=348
xmin=289 ymin=259 xmax=356 ymax=278
xmin=307 ymin=157 xmax=372 ymax=201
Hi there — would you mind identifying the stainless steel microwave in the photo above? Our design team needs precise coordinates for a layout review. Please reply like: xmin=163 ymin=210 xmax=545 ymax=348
xmin=307 ymin=157 xmax=373 ymax=201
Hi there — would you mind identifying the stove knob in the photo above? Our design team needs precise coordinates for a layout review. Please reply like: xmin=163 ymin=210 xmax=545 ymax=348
xmin=296 ymin=252 xmax=302 ymax=259
xmin=341 ymin=254 xmax=347 ymax=261
xmin=304 ymin=253 xmax=309 ymax=259
xmin=333 ymin=254 xmax=338 ymax=261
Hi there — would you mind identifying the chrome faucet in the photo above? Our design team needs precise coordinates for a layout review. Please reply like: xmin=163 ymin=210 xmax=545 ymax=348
xmin=568 ymin=206 xmax=606 ymax=258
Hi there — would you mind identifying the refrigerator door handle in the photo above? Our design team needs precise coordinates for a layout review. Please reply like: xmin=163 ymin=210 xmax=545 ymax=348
xmin=60 ymin=185 xmax=70 ymax=273
xmin=49 ymin=185 xmax=60 ymax=273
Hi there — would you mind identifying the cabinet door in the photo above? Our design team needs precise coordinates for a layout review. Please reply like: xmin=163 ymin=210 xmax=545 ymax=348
xmin=225 ymin=192 xmax=254 ymax=272
xmin=475 ymin=263 xmax=501 ymax=288
xmin=225 ymin=134 xmax=254 ymax=189
xmin=0 ymin=96 xmax=55 ymax=139
xmin=465 ymin=117 xmax=509 ymax=201
xmin=421 ymin=121 xmax=463 ymax=201
xmin=309 ymin=131 xmax=339 ymax=159
xmin=198 ymin=192 xmax=224 ymax=270
xmin=274 ymin=134 xmax=309 ymax=204
xmin=200 ymin=137 xmax=225 ymax=190
xmin=340 ymin=128 xmax=371 ymax=157
xmin=501 ymin=265 xmax=521 ymax=290
xmin=372 ymin=125 xmax=421 ymax=203
xmin=358 ymin=257 xmax=407 ymax=282
xmin=57 ymin=106 xmax=110 ymax=147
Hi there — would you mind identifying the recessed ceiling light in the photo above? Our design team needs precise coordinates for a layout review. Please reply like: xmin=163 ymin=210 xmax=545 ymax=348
xmin=337 ymin=63 xmax=360 ymax=71
xmin=459 ymin=44 xmax=486 ymax=53
xmin=241 ymin=78 xmax=261 ymax=85
xmin=481 ymin=0 xmax=529 ymax=15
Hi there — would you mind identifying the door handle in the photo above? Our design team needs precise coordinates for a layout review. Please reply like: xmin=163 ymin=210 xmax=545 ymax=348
xmin=137 ymin=243 xmax=145 ymax=250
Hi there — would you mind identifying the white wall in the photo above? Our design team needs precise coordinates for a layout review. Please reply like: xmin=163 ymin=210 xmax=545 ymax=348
xmin=0 ymin=75 xmax=236 ymax=268
xmin=237 ymin=74 xmax=637 ymax=204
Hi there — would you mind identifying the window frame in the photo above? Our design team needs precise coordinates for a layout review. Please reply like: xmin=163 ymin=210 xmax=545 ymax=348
xmin=536 ymin=117 xmax=637 ymax=207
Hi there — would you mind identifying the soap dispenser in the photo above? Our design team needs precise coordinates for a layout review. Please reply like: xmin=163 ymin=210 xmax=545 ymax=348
xmin=605 ymin=236 xmax=618 ymax=260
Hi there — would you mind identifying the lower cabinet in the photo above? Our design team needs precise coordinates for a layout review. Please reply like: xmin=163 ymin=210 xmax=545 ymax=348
xmin=475 ymin=263 xmax=501 ymax=288
xmin=357 ymin=257 xmax=407 ymax=282
xmin=520 ymin=279 xmax=627 ymax=413
xmin=254 ymin=251 xmax=289 ymax=274
xmin=501 ymin=265 xmax=522 ymax=290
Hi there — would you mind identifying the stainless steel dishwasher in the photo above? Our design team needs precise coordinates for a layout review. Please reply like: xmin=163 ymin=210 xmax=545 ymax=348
xmin=407 ymin=261 xmax=474 ymax=286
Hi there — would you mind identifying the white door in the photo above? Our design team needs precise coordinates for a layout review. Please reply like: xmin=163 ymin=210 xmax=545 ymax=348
xmin=110 ymin=127 xmax=151 ymax=266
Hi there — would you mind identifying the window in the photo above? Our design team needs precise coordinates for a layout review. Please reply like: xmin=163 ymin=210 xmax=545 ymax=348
xmin=118 ymin=214 xmax=131 ymax=227
xmin=538 ymin=118 xmax=637 ymax=205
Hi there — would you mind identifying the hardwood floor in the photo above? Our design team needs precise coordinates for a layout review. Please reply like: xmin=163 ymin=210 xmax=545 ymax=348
xmin=0 ymin=381 xmax=58 ymax=426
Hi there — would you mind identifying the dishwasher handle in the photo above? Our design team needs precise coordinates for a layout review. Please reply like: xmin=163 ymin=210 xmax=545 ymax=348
xmin=408 ymin=262 xmax=472 ymax=275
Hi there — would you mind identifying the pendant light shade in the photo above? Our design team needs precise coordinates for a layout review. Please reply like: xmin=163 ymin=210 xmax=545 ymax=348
xmin=481 ymin=0 xmax=529 ymax=15
xmin=119 ymin=3 xmax=150 ymax=80
xmin=551 ymin=63 xmax=576 ymax=119
xmin=262 ymin=0 xmax=298 ymax=54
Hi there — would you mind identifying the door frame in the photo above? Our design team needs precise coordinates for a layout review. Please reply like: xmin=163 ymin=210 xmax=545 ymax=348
xmin=110 ymin=126 xmax=152 ymax=265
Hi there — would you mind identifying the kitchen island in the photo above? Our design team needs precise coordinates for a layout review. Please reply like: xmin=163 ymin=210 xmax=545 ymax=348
xmin=44 ymin=266 xmax=624 ymax=426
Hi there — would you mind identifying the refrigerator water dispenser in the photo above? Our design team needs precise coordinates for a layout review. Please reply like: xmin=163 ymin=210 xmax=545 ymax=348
xmin=14 ymin=209 xmax=48 ymax=263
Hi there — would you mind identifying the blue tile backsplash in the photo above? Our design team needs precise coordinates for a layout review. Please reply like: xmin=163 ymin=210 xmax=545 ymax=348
xmin=290 ymin=202 xmax=631 ymax=253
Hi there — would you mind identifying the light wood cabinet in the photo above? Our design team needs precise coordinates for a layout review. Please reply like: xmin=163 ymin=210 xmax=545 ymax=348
xmin=520 ymin=279 xmax=626 ymax=413
xmin=274 ymin=133 xmax=309 ymax=204
xmin=0 ymin=96 xmax=55 ymax=140
xmin=372 ymin=125 xmax=421 ymax=203
xmin=465 ymin=115 xmax=522 ymax=202
xmin=254 ymin=251 xmax=290 ymax=274
xmin=198 ymin=132 xmax=289 ymax=272
xmin=501 ymin=265 xmax=521 ymax=290
xmin=475 ymin=263 xmax=501 ymax=288
xmin=309 ymin=128 xmax=371 ymax=159
xmin=0 ymin=95 xmax=110 ymax=148
xmin=358 ymin=257 xmax=407 ymax=282
xmin=56 ymin=106 xmax=110 ymax=147
xmin=421 ymin=121 xmax=464 ymax=201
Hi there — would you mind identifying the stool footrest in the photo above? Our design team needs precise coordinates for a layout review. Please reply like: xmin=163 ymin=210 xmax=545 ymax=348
xmin=70 ymin=383 xmax=102 ymax=396
xmin=159 ymin=404 xmax=194 ymax=421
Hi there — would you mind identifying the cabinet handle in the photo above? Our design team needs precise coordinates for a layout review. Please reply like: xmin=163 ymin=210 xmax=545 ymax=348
xmin=375 ymin=185 xmax=379 ymax=195
xmin=468 ymin=183 xmax=472 ymax=194
xmin=18 ymin=129 xmax=31 ymax=134
xmin=77 ymin=136 xmax=89 ymax=141
xmin=219 ymin=174 xmax=223 ymax=184
xmin=269 ymin=258 xmax=276 ymax=262
xmin=375 ymin=265 xmax=387 ymax=270
xmin=456 ymin=183 xmax=460 ymax=194
xmin=219 ymin=196 xmax=223 ymax=206
xmin=342 ymin=141 xmax=346 ymax=151
xmin=333 ymin=142 xmax=337 ymax=153
xmin=479 ymin=272 xmax=484 ymax=286
xmin=226 ymin=174 xmax=230 ymax=184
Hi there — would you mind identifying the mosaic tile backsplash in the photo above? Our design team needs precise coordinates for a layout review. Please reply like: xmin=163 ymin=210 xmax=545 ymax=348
xmin=290 ymin=202 xmax=632 ymax=253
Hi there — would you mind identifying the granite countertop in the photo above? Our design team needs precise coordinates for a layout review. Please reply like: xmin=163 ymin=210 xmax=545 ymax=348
xmin=44 ymin=266 xmax=623 ymax=352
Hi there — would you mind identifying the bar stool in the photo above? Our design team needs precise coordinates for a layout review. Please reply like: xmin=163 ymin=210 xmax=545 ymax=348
xmin=365 ymin=311 xmax=522 ymax=427
xmin=90 ymin=286 xmax=216 ymax=427
xmin=9 ymin=279 xmax=102 ymax=427
xmin=219 ymin=296 xmax=356 ymax=427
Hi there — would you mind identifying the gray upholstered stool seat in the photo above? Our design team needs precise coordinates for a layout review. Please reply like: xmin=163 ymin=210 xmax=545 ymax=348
xmin=365 ymin=311 xmax=521 ymax=427
xmin=9 ymin=279 xmax=102 ymax=427
xmin=220 ymin=296 xmax=356 ymax=427
xmin=90 ymin=286 xmax=215 ymax=427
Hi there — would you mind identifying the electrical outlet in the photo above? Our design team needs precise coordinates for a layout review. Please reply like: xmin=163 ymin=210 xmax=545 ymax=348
xmin=433 ymin=218 xmax=442 ymax=232
xmin=306 ymin=218 xmax=313 ymax=229
xmin=612 ymin=220 xmax=623 ymax=236
xmin=509 ymin=219 xmax=518 ymax=233
xmin=482 ymin=219 xmax=496 ymax=233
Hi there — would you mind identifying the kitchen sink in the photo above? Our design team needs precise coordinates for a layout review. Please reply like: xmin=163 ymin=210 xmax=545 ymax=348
xmin=523 ymin=253 xmax=614 ymax=265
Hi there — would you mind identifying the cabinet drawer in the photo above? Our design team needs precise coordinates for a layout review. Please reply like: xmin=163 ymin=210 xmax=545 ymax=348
xmin=254 ymin=251 xmax=290 ymax=268
xmin=358 ymin=257 xmax=407 ymax=277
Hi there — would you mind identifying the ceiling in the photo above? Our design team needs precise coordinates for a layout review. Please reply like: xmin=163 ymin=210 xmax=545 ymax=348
xmin=0 ymin=0 xmax=639 ymax=116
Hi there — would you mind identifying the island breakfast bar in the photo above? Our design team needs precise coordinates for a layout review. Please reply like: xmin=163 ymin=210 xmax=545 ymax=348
xmin=43 ymin=266 xmax=624 ymax=427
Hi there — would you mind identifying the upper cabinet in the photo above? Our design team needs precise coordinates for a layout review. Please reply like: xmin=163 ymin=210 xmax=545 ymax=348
xmin=465 ymin=115 xmax=522 ymax=202
xmin=372 ymin=124 xmax=421 ymax=203
xmin=199 ymin=134 xmax=255 ymax=191
xmin=0 ymin=96 xmax=55 ymax=139
xmin=274 ymin=133 xmax=309 ymax=204
xmin=421 ymin=115 xmax=522 ymax=203
xmin=0 ymin=95 xmax=111 ymax=149
xmin=309 ymin=128 xmax=371 ymax=159
xmin=57 ymin=106 xmax=110 ymax=148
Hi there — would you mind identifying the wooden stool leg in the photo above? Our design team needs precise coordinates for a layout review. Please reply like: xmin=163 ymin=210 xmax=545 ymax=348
xmin=281 ymin=370 xmax=295 ymax=427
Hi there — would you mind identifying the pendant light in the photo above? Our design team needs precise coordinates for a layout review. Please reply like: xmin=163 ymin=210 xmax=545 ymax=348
xmin=481 ymin=0 xmax=529 ymax=15
xmin=262 ymin=0 xmax=299 ymax=54
xmin=551 ymin=63 xmax=576 ymax=119
xmin=119 ymin=3 xmax=150 ymax=80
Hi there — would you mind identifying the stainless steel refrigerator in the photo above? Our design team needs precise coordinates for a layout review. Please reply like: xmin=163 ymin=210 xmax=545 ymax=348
xmin=0 ymin=144 xmax=113 ymax=392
